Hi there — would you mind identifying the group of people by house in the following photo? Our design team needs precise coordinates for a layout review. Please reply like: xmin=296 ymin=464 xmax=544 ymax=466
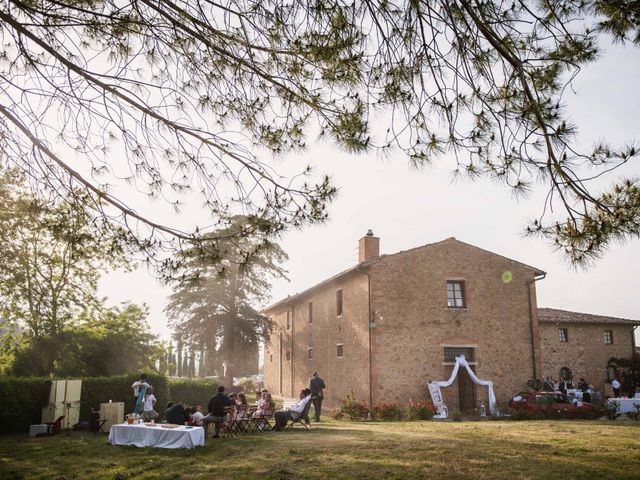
xmin=542 ymin=374 xmax=629 ymax=403
xmin=542 ymin=375 xmax=596 ymax=402
xmin=129 ymin=371 xmax=326 ymax=437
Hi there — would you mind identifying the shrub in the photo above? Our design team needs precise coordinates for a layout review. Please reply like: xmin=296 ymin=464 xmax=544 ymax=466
xmin=506 ymin=409 xmax=536 ymax=421
xmin=330 ymin=409 xmax=345 ymax=420
xmin=168 ymin=378 xmax=218 ymax=407
xmin=333 ymin=390 xmax=369 ymax=420
xmin=451 ymin=411 xmax=462 ymax=422
xmin=0 ymin=377 xmax=51 ymax=434
xmin=332 ymin=394 xmax=438 ymax=422
xmin=405 ymin=400 xmax=437 ymax=420
xmin=606 ymin=400 xmax=621 ymax=420
xmin=370 ymin=402 xmax=403 ymax=421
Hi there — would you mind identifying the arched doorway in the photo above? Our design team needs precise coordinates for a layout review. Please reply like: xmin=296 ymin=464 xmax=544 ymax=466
xmin=560 ymin=367 xmax=572 ymax=381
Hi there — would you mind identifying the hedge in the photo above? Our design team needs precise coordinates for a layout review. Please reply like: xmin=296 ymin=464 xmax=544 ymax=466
xmin=0 ymin=375 xmax=222 ymax=434
xmin=167 ymin=378 xmax=219 ymax=408
xmin=79 ymin=373 xmax=169 ymax=422
xmin=0 ymin=377 xmax=51 ymax=434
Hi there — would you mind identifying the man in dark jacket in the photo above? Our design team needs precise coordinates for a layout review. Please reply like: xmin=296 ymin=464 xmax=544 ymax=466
xmin=165 ymin=402 xmax=190 ymax=425
xmin=203 ymin=385 xmax=234 ymax=438
xmin=309 ymin=372 xmax=326 ymax=422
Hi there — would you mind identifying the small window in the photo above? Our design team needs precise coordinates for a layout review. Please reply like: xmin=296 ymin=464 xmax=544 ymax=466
xmin=336 ymin=344 xmax=344 ymax=358
xmin=560 ymin=367 xmax=572 ymax=380
xmin=269 ymin=354 xmax=273 ymax=363
xmin=604 ymin=330 xmax=613 ymax=344
xmin=336 ymin=289 xmax=343 ymax=316
xmin=447 ymin=280 xmax=465 ymax=308
xmin=308 ymin=302 xmax=313 ymax=324
xmin=308 ymin=348 xmax=313 ymax=360
xmin=286 ymin=310 xmax=290 ymax=330
xmin=444 ymin=347 xmax=474 ymax=362
xmin=559 ymin=328 xmax=568 ymax=342
xmin=286 ymin=351 xmax=291 ymax=361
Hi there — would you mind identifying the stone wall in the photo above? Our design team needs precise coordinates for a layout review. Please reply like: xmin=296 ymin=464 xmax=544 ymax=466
xmin=263 ymin=271 xmax=371 ymax=407
xmin=539 ymin=322 xmax=635 ymax=395
xmin=368 ymin=239 xmax=542 ymax=412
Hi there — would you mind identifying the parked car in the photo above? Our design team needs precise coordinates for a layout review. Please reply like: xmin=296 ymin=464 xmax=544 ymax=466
xmin=509 ymin=391 xmax=605 ymax=419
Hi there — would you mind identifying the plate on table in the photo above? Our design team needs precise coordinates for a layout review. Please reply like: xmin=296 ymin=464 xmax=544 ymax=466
xmin=161 ymin=424 xmax=178 ymax=429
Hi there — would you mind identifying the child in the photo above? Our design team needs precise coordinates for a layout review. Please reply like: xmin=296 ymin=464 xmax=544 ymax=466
xmin=190 ymin=405 xmax=205 ymax=426
xmin=143 ymin=386 xmax=158 ymax=421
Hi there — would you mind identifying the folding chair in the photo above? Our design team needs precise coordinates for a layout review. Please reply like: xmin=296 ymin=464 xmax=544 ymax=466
xmin=250 ymin=413 xmax=273 ymax=432
xmin=239 ymin=406 xmax=258 ymax=433
xmin=90 ymin=409 xmax=108 ymax=434
xmin=233 ymin=405 xmax=252 ymax=435
xmin=220 ymin=406 xmax=238 ymax=438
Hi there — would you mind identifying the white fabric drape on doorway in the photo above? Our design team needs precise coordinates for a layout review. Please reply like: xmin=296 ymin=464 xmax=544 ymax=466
xmin=430 ymin=355 xmax=497 ymax=415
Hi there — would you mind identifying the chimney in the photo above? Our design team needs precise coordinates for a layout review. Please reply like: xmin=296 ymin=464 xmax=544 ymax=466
xmin=359 ymin=229 xmax=380 ymax=263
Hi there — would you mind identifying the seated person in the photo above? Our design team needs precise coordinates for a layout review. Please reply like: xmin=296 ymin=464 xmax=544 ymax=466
xmin=273 ymin=388 xmax=312 ymax=431
xmin=203 ymin=385 xmax=235 ymax=438
xmin=189 ymin=405 xmax=205 ymax=426
xmin=235 ymin=393 xmax=248 ymax=420
xmin=252 ymin=391 xmax=275 ymax=418
xmin=165 ymin=402 xmax=190 ymax=425
xmin=298 ymin=389 xmax=311 ymax=425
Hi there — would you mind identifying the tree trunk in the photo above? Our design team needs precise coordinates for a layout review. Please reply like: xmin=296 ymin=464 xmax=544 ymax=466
xmin=198 ymin=344 xmax=205 ymax=377
xmin=220 ymin=264 xmax=239 ymax=387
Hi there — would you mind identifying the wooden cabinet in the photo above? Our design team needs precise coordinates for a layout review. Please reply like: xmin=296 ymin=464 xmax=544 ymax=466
xmin=100 ymin=402 xmax=125 ymax=431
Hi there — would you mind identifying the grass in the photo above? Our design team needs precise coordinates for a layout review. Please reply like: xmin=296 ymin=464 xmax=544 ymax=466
xmin=1 ymin=419 xmax=639 ymax=479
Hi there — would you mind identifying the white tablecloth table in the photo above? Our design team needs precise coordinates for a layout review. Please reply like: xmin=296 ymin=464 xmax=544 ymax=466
xmin=108 ymin=423 xmax=204 ymax=449
xmin=607 ymin=398 xmax=640 ymax=414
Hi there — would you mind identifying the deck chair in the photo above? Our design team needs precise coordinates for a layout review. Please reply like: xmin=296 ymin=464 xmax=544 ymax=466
xmin=286 ymin=400 xmax=312 ymax=430
xmin=47 ymin=416 xmax=65 ymax=435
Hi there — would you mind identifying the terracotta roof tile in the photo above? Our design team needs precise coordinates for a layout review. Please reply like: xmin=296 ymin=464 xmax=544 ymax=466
xmin=538 ymin=307 xmax=640 ymax=325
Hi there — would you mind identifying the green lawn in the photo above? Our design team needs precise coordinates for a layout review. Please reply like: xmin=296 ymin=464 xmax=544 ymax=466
xmin=1 ymin=420 xmax=639 ymax=479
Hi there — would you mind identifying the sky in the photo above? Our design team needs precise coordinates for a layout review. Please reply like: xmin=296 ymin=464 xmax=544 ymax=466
xmin=98 ymin=40 xmax=640 ymax=344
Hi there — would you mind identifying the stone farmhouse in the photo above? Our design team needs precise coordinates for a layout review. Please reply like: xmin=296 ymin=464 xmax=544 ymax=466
xmin=538 ymin=308 xmax=638 ymax=394
xmin=263 ymin=232 xmax=638 ymax=413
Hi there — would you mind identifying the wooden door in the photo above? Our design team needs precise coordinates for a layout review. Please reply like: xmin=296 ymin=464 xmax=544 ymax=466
xmin=458 ymin=367 xmax=476 ymax=413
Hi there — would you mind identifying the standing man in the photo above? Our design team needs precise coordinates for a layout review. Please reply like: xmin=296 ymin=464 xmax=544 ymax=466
xmin=611 ymin=378 xmax=622 ymax=398
xmin=203 ymin=385 xmax=234 ymax=438
xmin=309 ymin=372 xmax=326 ymax=422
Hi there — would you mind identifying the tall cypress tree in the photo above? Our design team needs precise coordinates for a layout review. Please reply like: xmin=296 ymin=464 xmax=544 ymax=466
xmin=166 ymin=218 xmax=287 ymax=385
